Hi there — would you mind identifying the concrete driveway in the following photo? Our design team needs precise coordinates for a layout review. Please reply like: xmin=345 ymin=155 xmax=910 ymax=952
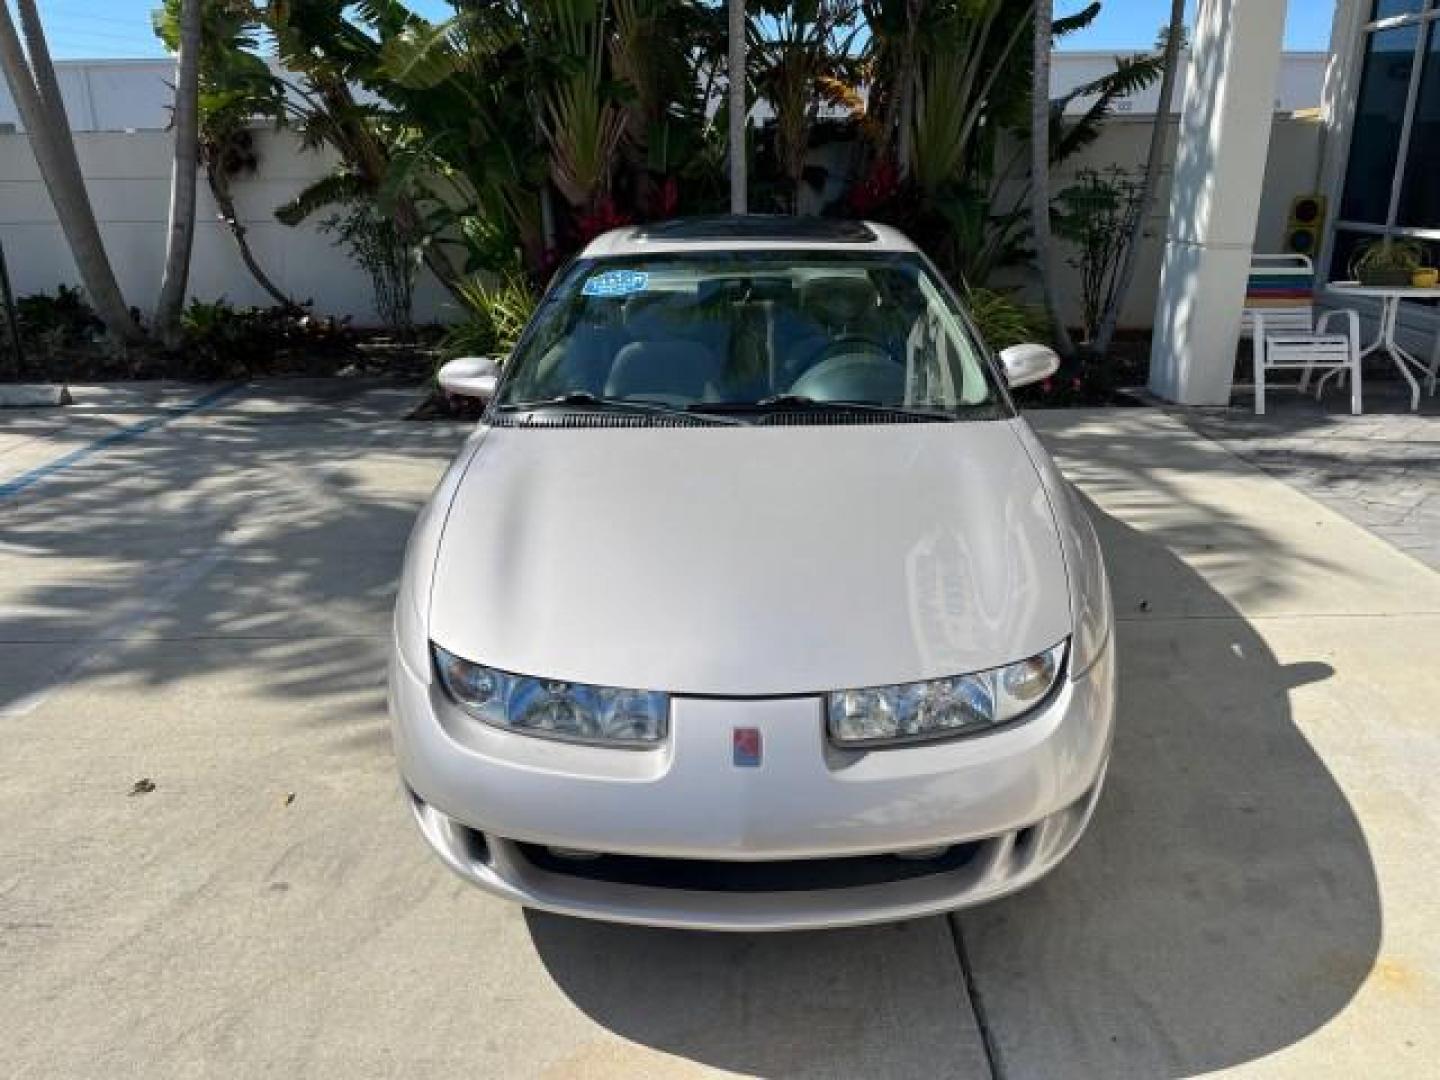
xmin=2 ymin=382 xmax=1437 ymax=1079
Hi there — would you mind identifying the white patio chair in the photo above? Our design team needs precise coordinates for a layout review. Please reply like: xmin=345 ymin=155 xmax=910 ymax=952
xmin=1240 ymin=254 xmax=1362 ymax=415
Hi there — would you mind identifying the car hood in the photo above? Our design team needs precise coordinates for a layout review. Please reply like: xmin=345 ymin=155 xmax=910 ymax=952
xmin=427 ymin=420 xmax=1070 ymax=696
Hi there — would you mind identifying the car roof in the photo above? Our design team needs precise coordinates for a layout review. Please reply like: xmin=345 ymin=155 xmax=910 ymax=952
xmin=579 ymin=215 xmax=919 ymax=258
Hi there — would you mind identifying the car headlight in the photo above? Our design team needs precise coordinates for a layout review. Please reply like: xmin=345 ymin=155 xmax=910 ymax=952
xmin=827 ymin=641 xmax=1067 ymax=746
xmin=431 ymin=644 xmax=668 ymax=747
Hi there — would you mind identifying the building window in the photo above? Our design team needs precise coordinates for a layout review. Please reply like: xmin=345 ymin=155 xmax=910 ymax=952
xmin=1331 ymin=0 xmax=1440 ymax=277
xmin=1398 ymin=22 xmax=1440 ymax=225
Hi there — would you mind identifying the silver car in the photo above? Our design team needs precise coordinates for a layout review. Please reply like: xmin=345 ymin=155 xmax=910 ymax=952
xmin=389 ymin=217 xmax=1114 ymax=931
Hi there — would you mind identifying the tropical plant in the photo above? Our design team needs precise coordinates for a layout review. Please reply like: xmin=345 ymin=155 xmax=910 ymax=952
xmin=270 ymin=0 xmax=562 ymax=280
xmin=265 ymin=0 xmax=469 ymax=298
xmin=136 ymin=0 xmax=1164 ymax=347
xmin=179 ymin=297 xmax=356 ymax=375
xmin=610 ymin=0 xmax=724 ymax=208
xmin=320 ymin=200 xmax=421 ymax=334
xmin=10 ymin=284 xmax=104 ymax=361
xmin=440 ymin=271 xmax=540 ymax=360
xmin=845 ymin=1 xmax=1163 ymax=290
xmin=965 ymin=285 xmax=1048 ymax=349
xmin=266 ymin=0 xmax=728 ymax=283
xmin=750 ymin=0 xmax=863 ymax=212
xmin=0 ymin=0 xmax=141 ymax=343
xmin=538 ymin=0 xmax=628 ymax=213
xmin=179 ymin=297 xmax=260 ymax=375
xmin=1349 ymin=237 xmax=1426 ymax=285
xmin=1053 ymin=166 xmax=1144 ymax=346
xmin=860 ymin=1 xmax=1112 ymax=184
xmin=906 ymin=1 xmax=1031 ymax=197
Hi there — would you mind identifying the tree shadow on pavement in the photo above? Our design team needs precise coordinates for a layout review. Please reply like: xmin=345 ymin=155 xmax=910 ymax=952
xmin=527 ymin=912 xmax=987 ymax=1078
xmin=0 ymin=380 xmax=466 ymax=740
xmin=950 ymin=500 xmax=1379 ymax=1078
xmin=0 ymin=391 xmax=1383 ymax=1076
xmin=529 ymin=491 xmax=1380 ymax=1080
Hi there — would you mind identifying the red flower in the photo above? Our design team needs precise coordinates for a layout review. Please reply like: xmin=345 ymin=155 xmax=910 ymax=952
xmin=648 ymin=176 xmax=679 ymax=220
xmin=847 ymin=159 xmax=901 ymax=217
xmin=576 ymin=196 xmax=633 ymax=244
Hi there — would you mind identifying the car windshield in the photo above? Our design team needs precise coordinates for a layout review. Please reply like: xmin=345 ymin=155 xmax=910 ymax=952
xmin=495 ymin=252 xmax=1005 ymax=421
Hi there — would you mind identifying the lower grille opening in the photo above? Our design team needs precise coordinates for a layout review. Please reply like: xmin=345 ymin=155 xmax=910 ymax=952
xmin=1013 ymin=825 xmax=1038 ymax=859
xmin=456 ymin=824 xmax=491 ymax=865
xmin=515 ymin=842 xmax=982 ymax=893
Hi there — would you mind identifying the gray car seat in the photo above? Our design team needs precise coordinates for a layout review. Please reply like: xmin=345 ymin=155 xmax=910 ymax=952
xmin=604 ymin=340 xmax=724 ymax=403
xmin=781 ymin=276 xmax=884 ymax=387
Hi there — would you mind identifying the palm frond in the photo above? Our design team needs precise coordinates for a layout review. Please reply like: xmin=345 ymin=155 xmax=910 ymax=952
xmin=275 ymin=171 xmax=365 ymax=227
xmin=1054 ymin=2 xmax=1101 ymax=39
xmin=1053 ymin=51 xmax=1166 ymax=164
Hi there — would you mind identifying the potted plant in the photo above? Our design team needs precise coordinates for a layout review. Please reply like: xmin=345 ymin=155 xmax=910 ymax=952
xmin=1349 ymin=237 xmax=1425 ymax=286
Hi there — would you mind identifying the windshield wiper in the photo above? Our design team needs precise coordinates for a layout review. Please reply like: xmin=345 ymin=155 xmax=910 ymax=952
xmin=500 ymin=391 xmax=744 ymax=425
xmin=694 ymin=394 xmax=953 ymax=420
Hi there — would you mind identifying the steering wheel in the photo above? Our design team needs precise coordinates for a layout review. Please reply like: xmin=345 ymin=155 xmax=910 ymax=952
xmin=788 ymin=334 xmax=901 ymax=402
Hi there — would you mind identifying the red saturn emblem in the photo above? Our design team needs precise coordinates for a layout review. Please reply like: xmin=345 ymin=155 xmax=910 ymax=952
xmin=732 ymin=727 xmax=763 ymax=768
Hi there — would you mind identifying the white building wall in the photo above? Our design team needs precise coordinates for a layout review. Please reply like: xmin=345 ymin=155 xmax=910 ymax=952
xmin=999 ymin=112 xmax=1322 ymax=330
xmin=0 ymin=60 xmax=175 ymax=133
xmin=0 ymin=129 xmax=454 ymax=325
xmin=1055 ymin=51 xmax=1326 ymax=116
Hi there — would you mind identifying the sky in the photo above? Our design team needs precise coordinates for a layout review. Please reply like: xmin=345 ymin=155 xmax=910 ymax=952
xmin=31 ymin=0 xmax=1334 ymax=61
xmin=1056 ymin=0 xmax=1331 ymax=52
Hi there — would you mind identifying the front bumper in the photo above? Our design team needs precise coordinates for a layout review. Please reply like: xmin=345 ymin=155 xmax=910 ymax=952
xmin=388 ymin=642 xmax=1115 ymax=931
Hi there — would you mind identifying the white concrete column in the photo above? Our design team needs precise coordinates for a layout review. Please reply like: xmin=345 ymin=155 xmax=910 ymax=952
xmin=1148 ymin=0 xmax=1289 ymax=405
xmin=1316 ymin=0 xmax=1368 ymax=268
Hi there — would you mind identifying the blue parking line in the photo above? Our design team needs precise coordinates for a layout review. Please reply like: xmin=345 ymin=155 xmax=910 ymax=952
xmin=0 ymin=383 xmax=244 ymax=501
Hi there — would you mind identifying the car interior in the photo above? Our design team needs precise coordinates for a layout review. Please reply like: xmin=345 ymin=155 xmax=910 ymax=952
xmin=510 ymin=264 xmax=986 ymax=410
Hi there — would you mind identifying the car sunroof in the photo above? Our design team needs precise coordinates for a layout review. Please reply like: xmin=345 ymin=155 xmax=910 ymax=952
xmin=633 ymin=216 xmax=877 ymax=243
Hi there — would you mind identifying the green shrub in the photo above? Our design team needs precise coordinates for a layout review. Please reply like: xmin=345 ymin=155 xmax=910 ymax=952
xmin=179 ymin=299 xmax=353 ymax=376
xmin=319 ymin=201 xmax=420 ymax=335
xmin=1349 ymin=237 xmax=1426 ymax=284
xmin=440 ymin=272 xmax=539 ymax=362
xmin=1053 ymin=167 xmax=1144 ymax=345
xmin=10 ymin=285 xmax=104 ymax=355
xmin=965 ymin=287 xmax=1050 ymax=350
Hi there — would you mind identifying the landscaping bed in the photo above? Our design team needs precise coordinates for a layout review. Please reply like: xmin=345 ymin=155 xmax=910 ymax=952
xmin=3 ymin=286 xmax=1157 ymax=418
xmin=0 ymin=291 xmax=440 ymax=386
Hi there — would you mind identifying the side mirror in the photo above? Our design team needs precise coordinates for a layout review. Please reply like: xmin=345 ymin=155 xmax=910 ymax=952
xmin=998 ymin=343 xmax=1061 ymax=389
xmin=437 ymin=356 xmax=500 ymax=401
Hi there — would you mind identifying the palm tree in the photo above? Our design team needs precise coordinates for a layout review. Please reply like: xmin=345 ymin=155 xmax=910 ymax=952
xmin=0 ymin=0 xmax=142 ymax=343
xmin=154 ymin=0 xmax=203 ymax=345
xmin=536 ymin=0 xmax=628 ymax=213
xmin=153 ymin=0 xmax=294 ymax=309
xmin=266 ymin=0 xmax=470 ymax=298
xmin=751 ymin=0 xmax=863 ymax=213
xmin=1030 ymin=0 xmax=1074 ymax=357
xmin=1092 ymin=0 xmax=1185 ymax=357
xmin=728 ymin=0 xmax=747 ymax=213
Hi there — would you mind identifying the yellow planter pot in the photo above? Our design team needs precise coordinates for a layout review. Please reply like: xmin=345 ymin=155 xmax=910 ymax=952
xmin=1412 ymin=268 xmax=1439 ymax=288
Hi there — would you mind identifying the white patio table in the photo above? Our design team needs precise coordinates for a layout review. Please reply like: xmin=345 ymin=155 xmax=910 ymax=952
xmin=1326 ymin=281 xmax=1440 ymax=412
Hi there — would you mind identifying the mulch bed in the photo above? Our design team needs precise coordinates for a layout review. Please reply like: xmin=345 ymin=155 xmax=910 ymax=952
xmin=0 ymin=332 xmax=441 ymax=385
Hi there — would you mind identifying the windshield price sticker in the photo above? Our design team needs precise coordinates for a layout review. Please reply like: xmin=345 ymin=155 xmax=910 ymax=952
xmin=582 ymin=270 xmax=649 ymax=297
